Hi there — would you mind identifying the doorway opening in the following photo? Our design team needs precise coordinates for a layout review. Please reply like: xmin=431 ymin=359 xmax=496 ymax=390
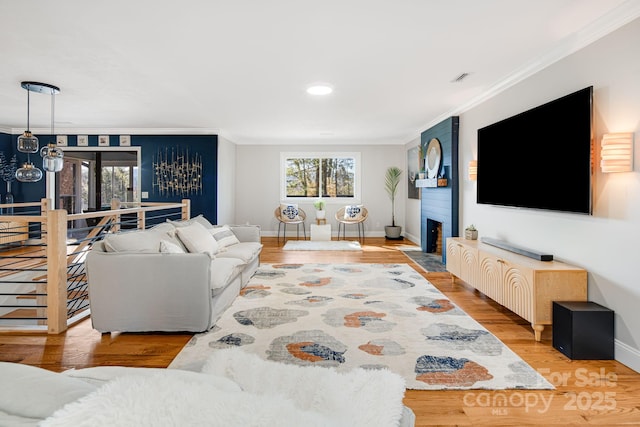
xmin=55 ymin=147 xmax=141 ymax=236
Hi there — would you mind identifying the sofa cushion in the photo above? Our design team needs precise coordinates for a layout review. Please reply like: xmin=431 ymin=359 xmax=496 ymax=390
xmin=160 ymin=239 xmax=186 ymax=254
xmin=0 ymin=362 xmax=96 ymax=420
xmin=168 ymin=214 xmax=214 ymax=230
xmin=149 ymin=222 xmax=178 ymax=235
xmin=176 ymin=222 xmax=219 ymax=258
xmin=210 ymin=257 xmax=246 ymax=290
xmin=216 ymin=242 xmax=262 ymax=263
xmin=103 ymin=229 xmax=164 ymax=253
xmin=209 ymin=225 xmax=240 ymax=249
xmin=62 ymin=366 xmax=241 ymax=393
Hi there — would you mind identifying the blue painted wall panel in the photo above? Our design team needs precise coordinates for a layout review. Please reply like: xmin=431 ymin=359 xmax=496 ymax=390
xmin=0 ymin=133 xmax=218 ymax=224
xmin=419 ymin=117 xmax=459 ymax=264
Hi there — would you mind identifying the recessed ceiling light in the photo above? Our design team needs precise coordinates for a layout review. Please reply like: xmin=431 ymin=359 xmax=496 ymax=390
xmin=306 ymin=84 xmax=333 ymax=95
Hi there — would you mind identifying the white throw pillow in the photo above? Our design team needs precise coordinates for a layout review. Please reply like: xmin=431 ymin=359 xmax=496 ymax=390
xmin=168 ymin=214 xmax=214 ymax=229
xmin=280 ymin=203 xmax=301 ymax=222
xmin=160 ymin=240 xmax=186 ymax=254
xmin=344 ymin=205 xmax=363 ymax=220
xmin=176 ymin=222 xmax=219 ymax=258
xmin=103 ymin=230 xmax=164 ymax=253
xmin=209 ymin=225 xmax=240 ymax=249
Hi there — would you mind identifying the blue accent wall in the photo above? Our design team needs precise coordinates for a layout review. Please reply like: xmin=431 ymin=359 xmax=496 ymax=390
xmin=420 ymin=117 xmax=459 ymax=264
xmin=0 ymin=133 xmax=218 ymax=224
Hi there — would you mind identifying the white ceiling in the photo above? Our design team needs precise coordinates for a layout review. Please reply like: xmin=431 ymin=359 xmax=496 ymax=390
xmin=1 ymin=0 xmax=639 ymax=145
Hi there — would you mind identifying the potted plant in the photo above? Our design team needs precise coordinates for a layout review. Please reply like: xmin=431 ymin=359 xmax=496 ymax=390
xmin=465 ymin=224 xmax=478 ymax=240
xmin=313 ymin=198 xmax=326 ymax=220
xmin=384 ymin=166 xmax=403 ymax=239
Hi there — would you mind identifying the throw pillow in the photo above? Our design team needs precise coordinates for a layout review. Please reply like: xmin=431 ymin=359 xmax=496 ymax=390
xmin=159 ymin=240 xmax=186 ymax=254
xmin=280 ymin=203 xmax=301 ymax=222
xmin=209 ymin=225 xmax=240 ymax=249
xmin=167 ymin=214 xmax=214 ymax=230
xmin=103 ymin=230 xmax=164 ymax=253
xmin=175 ymin=222 xmax=219 ymax=258
xmin=344 ymin=205 xmax=363 ymax=220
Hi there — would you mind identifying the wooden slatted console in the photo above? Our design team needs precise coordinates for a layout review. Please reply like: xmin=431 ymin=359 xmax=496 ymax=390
xmin=446 ymin=237 xmax=587 ymax=341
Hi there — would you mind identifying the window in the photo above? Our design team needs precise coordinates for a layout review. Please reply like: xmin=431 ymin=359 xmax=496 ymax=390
xmin=101 ymin=164 xmax=138 ymax=205
xmin=281 ymin=152 xmax=361 ymax=201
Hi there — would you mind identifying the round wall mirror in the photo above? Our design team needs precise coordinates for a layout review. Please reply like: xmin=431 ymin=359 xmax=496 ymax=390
xmin=425 ymin=138 xmax=442 ymax=179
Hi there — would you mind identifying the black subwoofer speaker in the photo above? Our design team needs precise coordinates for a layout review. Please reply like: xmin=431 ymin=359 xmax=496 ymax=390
xmin=552 ymin=301 xmax=614 ymax=360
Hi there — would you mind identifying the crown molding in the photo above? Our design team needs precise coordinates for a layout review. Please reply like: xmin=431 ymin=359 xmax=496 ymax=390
xmin=4 ymin=127 xmax=220 ymax=136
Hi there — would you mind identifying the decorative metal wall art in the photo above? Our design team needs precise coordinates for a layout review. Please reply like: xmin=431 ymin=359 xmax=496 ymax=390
xmin=152 ymin=146 xmax=203 ymax=196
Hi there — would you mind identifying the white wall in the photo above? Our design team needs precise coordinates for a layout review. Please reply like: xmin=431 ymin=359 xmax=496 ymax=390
xmin=216 ymin=136 xmax=236 ymax=225
xmin=454 ymin=18 xmax=640 ymax=371
xmin=234 ymin=144 xmax=404 ymax=237
xmin=404 ymin=136 xmax=422 ymax=244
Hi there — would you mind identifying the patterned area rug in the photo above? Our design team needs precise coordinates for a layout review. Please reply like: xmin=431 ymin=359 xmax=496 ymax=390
xmin=169 ymin=263 xmax=552 ymax=390
xmin=283 ymin=240 xmax=362 ymax=251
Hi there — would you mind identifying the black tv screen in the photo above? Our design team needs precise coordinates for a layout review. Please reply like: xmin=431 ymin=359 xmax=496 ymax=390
xmin=477 ymin=86 xmax=593 ymax=214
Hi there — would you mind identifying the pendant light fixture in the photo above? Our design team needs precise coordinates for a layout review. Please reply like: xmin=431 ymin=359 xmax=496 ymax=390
xmin=40 ymin=83 xmax=64 ymax=172
xmin=15 ymin=162 xmax=43 ymax=183
xmin=16 ymin=82 xmax=61 ymax=182
xmin=17 ymin=83 xmax=39 ymax=154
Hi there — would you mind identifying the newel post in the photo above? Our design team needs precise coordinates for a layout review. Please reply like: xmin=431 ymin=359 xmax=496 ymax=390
xmin=111 ymin=198 xmax=121 ymax=232
xmin=47 ymin=209 xmax=68 ymax=334
xmin=182 ymin=199 xmax=191 ymax=220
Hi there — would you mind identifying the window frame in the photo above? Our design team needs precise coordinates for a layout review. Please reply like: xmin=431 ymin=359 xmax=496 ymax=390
xmin=280 ymin=152 xmax=361 ymax=204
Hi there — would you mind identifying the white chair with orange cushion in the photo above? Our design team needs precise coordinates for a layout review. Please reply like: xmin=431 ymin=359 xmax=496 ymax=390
xmin=335 ymin=205 xmax=368 ymax=243
xmin=275 ymin=204 xmax=307 ymax=244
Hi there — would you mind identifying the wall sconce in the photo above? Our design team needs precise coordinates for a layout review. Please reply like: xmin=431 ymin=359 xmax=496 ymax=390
xmin=468 ymin=160 xmax=478 ymax=181
xmin=601 ymin=133 xmax=634 ymax=173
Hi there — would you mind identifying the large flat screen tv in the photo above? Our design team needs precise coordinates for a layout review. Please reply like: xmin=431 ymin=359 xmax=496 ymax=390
xmin=477 ymin=86 xmax=593 ymax=214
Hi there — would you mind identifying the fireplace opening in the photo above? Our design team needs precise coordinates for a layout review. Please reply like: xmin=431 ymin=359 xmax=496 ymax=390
xmin=426 ymin=219 xmax=443 ymax=255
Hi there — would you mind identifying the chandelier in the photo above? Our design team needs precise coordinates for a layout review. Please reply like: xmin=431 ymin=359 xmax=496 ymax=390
xmin=16 ymin=81 xmax=63 ymax=182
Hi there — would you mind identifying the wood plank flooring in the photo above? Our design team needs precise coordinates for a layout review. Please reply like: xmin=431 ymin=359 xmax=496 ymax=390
xmin=1 ymin=237 xmax=639 ymax=425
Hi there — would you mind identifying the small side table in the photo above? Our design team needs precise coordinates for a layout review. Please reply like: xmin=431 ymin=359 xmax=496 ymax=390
xmin=315 ymin=218 xmax=327 ymax=225
xmin=552 ymin=301 xmax=614 ymax=360
xmin=310 ymin=223 xmax=331 ymax=241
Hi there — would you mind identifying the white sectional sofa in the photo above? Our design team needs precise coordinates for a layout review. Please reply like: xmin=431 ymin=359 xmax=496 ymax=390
xmin=85 ymin=216 xmax=262 ymax=333
xmin=0 ymin=348 xmax=415 ymax=426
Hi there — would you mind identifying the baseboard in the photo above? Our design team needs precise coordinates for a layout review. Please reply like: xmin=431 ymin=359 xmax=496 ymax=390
xmin=615 ymin=339 xmax=640 ymax=373
xmin=403 ymin=232 xmax=421 ymax=246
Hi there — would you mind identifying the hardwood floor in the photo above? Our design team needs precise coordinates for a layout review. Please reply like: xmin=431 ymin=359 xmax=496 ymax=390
xmin=1 ymin=237 xmax=639 ymax=425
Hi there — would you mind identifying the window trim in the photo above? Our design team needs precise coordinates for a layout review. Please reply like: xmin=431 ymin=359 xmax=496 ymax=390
xmin=280 ymin=152 xmax=361 ymax=204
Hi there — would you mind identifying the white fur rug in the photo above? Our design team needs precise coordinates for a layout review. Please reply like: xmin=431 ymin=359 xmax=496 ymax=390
xmin=42 ymin=348 xmax=406 ymax=427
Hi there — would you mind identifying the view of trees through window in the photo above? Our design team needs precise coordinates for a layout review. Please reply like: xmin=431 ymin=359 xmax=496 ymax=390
xmin=101 ymin=166 xmax=137 ymax=206
xmin=285 ymin=156 xmax=355 ymax=198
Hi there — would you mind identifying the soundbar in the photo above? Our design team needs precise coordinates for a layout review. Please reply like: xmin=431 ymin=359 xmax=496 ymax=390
xmin=480 ymin=237 xmax=554 ymax=262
